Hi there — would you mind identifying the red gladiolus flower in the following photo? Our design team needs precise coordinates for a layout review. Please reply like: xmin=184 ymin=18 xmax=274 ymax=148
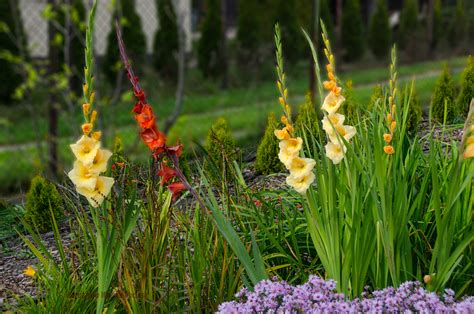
xmin=135 ymin=105 xmax=156 ymax=129
xmin=158 ymin=163 xmax=176 ymax=185
xmin=168 ymin=182 xmax=186 ymax=201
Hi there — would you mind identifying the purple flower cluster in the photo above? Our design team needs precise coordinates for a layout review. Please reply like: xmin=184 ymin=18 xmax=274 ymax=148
xmin=218 ymin=276 xmax=474 ymax=313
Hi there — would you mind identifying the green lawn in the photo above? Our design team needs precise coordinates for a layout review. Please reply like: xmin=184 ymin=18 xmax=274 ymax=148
xmin=0 ymin=55 xmax=468 ymax=196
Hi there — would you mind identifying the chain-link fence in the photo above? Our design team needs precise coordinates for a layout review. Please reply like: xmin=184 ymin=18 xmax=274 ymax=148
xmin=18 ymin=0 xmax=192 ymax=58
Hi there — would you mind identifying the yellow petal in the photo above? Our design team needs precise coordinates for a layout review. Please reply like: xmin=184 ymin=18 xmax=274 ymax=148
xmin=325 ymin=142 xmax=346 ymax=164
xmin=279 ymin=137 xmax=303 ymax=155
xmin=286 ymin=171 xmax=315 ymax=194
xmin=24 ymin=265 xmax=36 ymax=278
xmin=288 ymin=157 xmax=316 ymax=179
xmin=322 ymin=113 xmax=345 ymax=135
xmin=464 ymin=143 xmax=474 ymax=159
xmin=321 ymin=92 xmax=345 ymax=115
xmin=329 ymin=125 xmax=356 ymax=144
xmin=77 ymin=176 xmax=114 ymax=207
xmin=68 ymin=160 xmax=97 ymax=190
xmin=89 ymin=149 xmax=113 ymax=175
xmin=70 ymin=135 xmax=100 ymax=166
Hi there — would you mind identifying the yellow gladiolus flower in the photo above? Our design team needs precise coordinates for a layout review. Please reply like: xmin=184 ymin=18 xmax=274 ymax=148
xmin=325 ymin=142 xmax=347 ymax=165
xmin=279 ymin=137 xmax=303 ymax=155
xmin=274 ymin=128 xmax=290 ymax=140
xmin=384 ymin=145 xmax=395 ymax=155
xmin=70 ymin=135 xmax=100 ymax=166
xmin=329 ymin=124 xmax=357 ymax=144
xmin=466 ymin=135 xmax=474 ymax=145
xmin=464 ymin=143 xmax=474 ymax=159
xmin=76 ymin=176 xmax=115 ymax=207
xmin=89 ymin=149 xmax=113 ymax=175
xmin=322 ymin=113 xmax=345 ymax=135
xmin=288 ymin=157 xmax=316 ymax=179
xmin=383 ymin=133 xmax=392 ymax=143
xmin=24 ymin=265 xmax=36 ymax=278
xmin=68 ymin=160 xmax=97 ymax=190
xmin=322 ymin=92 xmax=345 ymax=115
xmin=286 ymin=171 xmax=315 ymax=194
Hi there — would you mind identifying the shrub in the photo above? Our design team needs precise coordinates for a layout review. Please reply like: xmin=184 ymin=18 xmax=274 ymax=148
xmin=456 ymin=56 xmax=474 ymax=117
xmin=205 ymin=118 xmax=237 ymax=180
xmin=367 ymin=84 xmax=385 ymax=112
xmin=274 ymin=0 xmax=301 ymax=63
xmin=236 ymin=0 xmax=261 ymax=64
xmin=340 ymin=80 xmax=359 ymax=124
xmin=197 ymin=0 xmax=223 ymax=78
xmin=255 ymin=113 xmax=284 ymax=175
xmin=398 ymin=0 xmax=419 ymax=50
xmin=431 ymin=66 xmax=456 ymax=123
xmin=368 ymin=0 xmax=391 ymax=60
xmin=25 ymin=176 xmax=63 ymax=232
xmin=342 ymin=0 xmax=365 ymax=62
xmin=400 ymin=84 xmax=422 ymax=135
xmin=294 ymin=93 xmax=320 ymax=139
xmin=103 ymin=0 xmax=146 ymax=85
xmin=153 ymin=0 xmax=178 ymax=81
xmin=0 ymin=0 xmax=26 ymax=104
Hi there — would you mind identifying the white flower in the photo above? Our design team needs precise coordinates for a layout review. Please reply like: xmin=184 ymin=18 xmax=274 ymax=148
xmin=321 ymin=92 xmax=345 ymax=115
xmin=325 ymin=142 xmax=347 ymax=164
xmin=322 ymin=113 xmax=345 ymax=135
xmin=70 ymin=135 xmax=100 ymax=166
xmin=328 ymin=125 xmax=356 ymax=144
xmin=278 ymin=137 xmax=303 ymax=168
xmin=89 ymin=149 xmax=113 ymax=175
xmin=76 ymin=176 xmax=114 ymax=207
xmin=286 ymin=171 xmax=315 ymax=194
xmin=288 ymin=157 xmax=316 ymax=179
xmin=68 ymin=160 xmax=97 ymax=191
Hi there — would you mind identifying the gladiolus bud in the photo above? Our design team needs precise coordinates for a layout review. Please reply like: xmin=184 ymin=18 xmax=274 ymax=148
xmin=384 ymin=145 xmax=395 ymax=155
xmin=393 ymin=88 xmax=397 ymax=97
xmin=329 ymin=55 xmax=334 ymax=66
xmin=326 ymin=64 xmax=333 ymax=75
xmin=279 ymin=97 xmax=285 ymax=106
xmin=390 ymin=121 xmax=397 ymax=132
xmin=277 ymin=81 xmax=282 ymax=92
xmin=424 ymin=275 xmax=432 ymax=284
xmin=383 ymin=133 xmax=392 ymax=143
xmin=281 ymin=116 xmax=289 ymax=125
xmin=92 ymin=131 xmax=102 ymax=141
xmin=90 ymin=92 xmax=95 ymax=106
xmin=83 ymin=103 xmax=90 ymax=116
xmin=387 ymin=113 xmax=393 ymax=124
xmin=284 ymin=88 xmax=288 ymax=99
xmin=90 ymin=110 xmax=97 ymax=125
xmin=82 ymin=123 xmax=93 ymax=135
xmin=389 ymin=96 xmax=393 ymax=106
xmin=391 ymin=105 xmax=396 ymax=115
xmin=83 ymin=83 xmax=88 ymax=95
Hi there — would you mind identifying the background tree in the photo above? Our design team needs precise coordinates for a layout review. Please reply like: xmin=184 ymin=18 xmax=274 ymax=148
xmin=432 ymin=0 xmax=443 ymax=49
xmin=341 ymin=0 xmax=365 ymax=61
xmin=320 ymin=0 xmax=334 ymax=43
xmin=103 ymin=0 xmax=146 ymax=85
xmin=0 ymin=0 xmax=27 ymax=104
xmin=430 ymin=65 xmax=456 ymax=123
xmin=398 ymin=0 xmax=419 ymax=50
xmin=456 ymin=56 xmax=474 ymax=117
xmin=448 ymin=0 xmax=466 ymax=49
xmin=274 ymin=0 xmax=301 ymax=64
xmin=236 ymin=0 xmax=261 ymax=65
xmin=368 ymin=0 xmax=391 ymax=60
xmin=153 ymin=0 xmax=178 ymax=81
xmin=197 ymin=0 xmax=223 ymax=78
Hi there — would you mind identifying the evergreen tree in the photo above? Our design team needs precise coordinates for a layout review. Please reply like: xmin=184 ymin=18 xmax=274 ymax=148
xmin=236 ymin=0 xmax=260 ymax=63
xmin=342 ymin=0 xmax=365 ymax=61
xmin=400 ymin=84 xmax=422 ymax=135
xmin=448 ymin=0 xmax=466 ymax=48
xmin=456 ymin=56 xmax=474 ymax=117
xmin=430 ymin=65 xmax=457 ymax=123
xmin=368 ymin=0 xmax=391 ymax=60
xmin=153 ymin=0 xmax=179 ymax=81
xmin=432 ymin=0 xmax=443 ymax=48
xmin=255 ymin=113 xmax=284 ymax=175
xmin=205 ymin=117 xmax=237 ymax=181
xmin=197 ymin=0 xmax=223 ymax=78
xmin=274 ymin=0 xmax=301 ymax=63
xmin=398 ymin=0 xmax=419 ymax=49
xmin=103 ymin=0 xmax=146 ymax=85
xmin=0 ymin=0 xmax=27 ymax=103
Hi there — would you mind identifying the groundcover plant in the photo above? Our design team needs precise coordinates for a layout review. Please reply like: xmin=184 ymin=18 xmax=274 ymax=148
xmin=12 ymin=2 xmax=473 ymax=314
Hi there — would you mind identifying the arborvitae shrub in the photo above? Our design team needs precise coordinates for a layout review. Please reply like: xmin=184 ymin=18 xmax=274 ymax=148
xmin=103 ymin=0 xmax=146 ymax=85
xmin=236 ymin=0 xmax=260 ymax=64
xmin=25 ymin=176 xmax=63 ymax=232
xmin=368 ymin=0 xmax=391 ymax=60
xmin=398 ymin=0 xmax=419 ymax=50
xmin=295 ymin=93 xmax=320 ymax=139
xmin=274 ymin=0 xmax=301 ymax=63
xmin=198 ymin=0 xmax=223 ymax=78
xmin=400 ymin=85 xmax=422 ymax=135
xmin=255 ymin=113 xmax=284 ymax=175
xmin=340 ymin=81 xmax=359 ymax=124
xmin=205 ymin=118 xmax=237 ymax=180
xmin=456 ymin=56 xmax=474 ymax=117
xmin=342 ymin=0 xmax=365 ymax=62
xmin=431 ymin=66 xmax=457 ymax=123
xmin=368 ymin=84 xmax=385 ymax=112
xmin=0 ymin=0 xmax=26 ymax=104
xmin=153 ymin=0 xmax=178 ymax=81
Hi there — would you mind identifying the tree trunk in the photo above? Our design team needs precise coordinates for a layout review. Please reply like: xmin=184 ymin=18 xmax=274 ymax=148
xmin=48 ymin=0 xmax=60 ymax=177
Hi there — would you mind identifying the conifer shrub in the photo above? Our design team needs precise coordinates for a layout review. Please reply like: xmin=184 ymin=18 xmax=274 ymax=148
xmin=294 ymin=93 xmax=320 ymax=139
xmin=205 ymin=118 xmax=237 ymax=181
xmin=0 ymin=0 xmax=26 ymax=104
xmin=153 ymin=0 xmax=178 ymax=81
xmin=430 ymin=66 xmax=457 ymax=123
xmin=103 ymin=0 xmax=146 ymax=85
xmin=400 ymin=85 xmax=422 ymax=135
xmin=368 ymin=0 xmax=391 ymax=60
xmin=255 ymin=113 xmax=284 ymax=175
xmin=398 ymin=0 xmax=419 ymax=50
xmin=342 ymin=0 xmax=365 ymax=62
xmin=197 ymin=0 xmax=223 ymax=78
xmin=456 ymin=56 xmax=474 ymax=117
xmin=340 ymin=81 xmax=359 ymax=124
xmin=368 ymin=84 xmax=385 ymax=113
xmin=25 ymin=176 xmax=63 ymax=232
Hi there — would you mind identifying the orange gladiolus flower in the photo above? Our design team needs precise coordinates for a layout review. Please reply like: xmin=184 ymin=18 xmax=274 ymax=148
xmin=158 ymin=163 xmax=177 ymax=185
xmin=168 ymin=182 xmax=186 ymax=201
xmin=384 ymin=145 xmax=395 ymax=155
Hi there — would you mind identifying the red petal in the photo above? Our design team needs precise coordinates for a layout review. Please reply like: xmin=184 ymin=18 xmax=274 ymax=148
xmin=167 ymin=144 xmax=183 ymax=157
xmin=157 ymin=163 xmax=176 ymax=185
xmin=168 ymin=182 xmax=186 ymax=201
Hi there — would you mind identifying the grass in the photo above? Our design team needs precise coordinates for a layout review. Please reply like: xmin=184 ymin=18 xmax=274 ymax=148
xmin=0 ymin=55 xmax=468 ymax=196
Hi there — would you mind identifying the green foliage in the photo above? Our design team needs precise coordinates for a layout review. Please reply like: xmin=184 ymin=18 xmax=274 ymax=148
xmin=255 ymin=113 xmax=284 ymax=175
xmin=294 ymin=93 xmax=320 ymax=139
xmin=274 ymin=0 xmax=301 ymax=63
xmin=448 ymin=0 xmax=466 ymax=47
xmin=432 ymin=0 xmax=443 ymax=48
xmin=0 ymin=0 xmax=26 ymax=104
xmin=431 ymin=65 xmax=456 ymax=123
xmin=25 ymin=176 xmax=63 ymax=232
xmin=456 ymin=56 xmax=474 ymax=117
xmin=368 ymin=0 xmax=391 ymax=60
xmin=398 ymin=0 xmax=419 ymax=50
xmin=368 ymin=84 xmax=385 ymax=112
xmin=342 ymin=0 xmax=365 ymax=61
xmin=400 ymin=84 xmax=422 ymax=135
xmin=320 ymin=0 xmax=334 ymax=43
xmin=205 ymin=117 xmax=237 ymax=180
xmin=236 ymin=0 xmax=261 ymax=63
xmin=340 ymin=80 xmax=359 ymax=124
xmin=153 ymin=0 xmax=178 ymax=81
xmin=103 ymin=0 xmax=146 ymax=85
xmin=197 ymin=0 xmax=223 ymax=78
